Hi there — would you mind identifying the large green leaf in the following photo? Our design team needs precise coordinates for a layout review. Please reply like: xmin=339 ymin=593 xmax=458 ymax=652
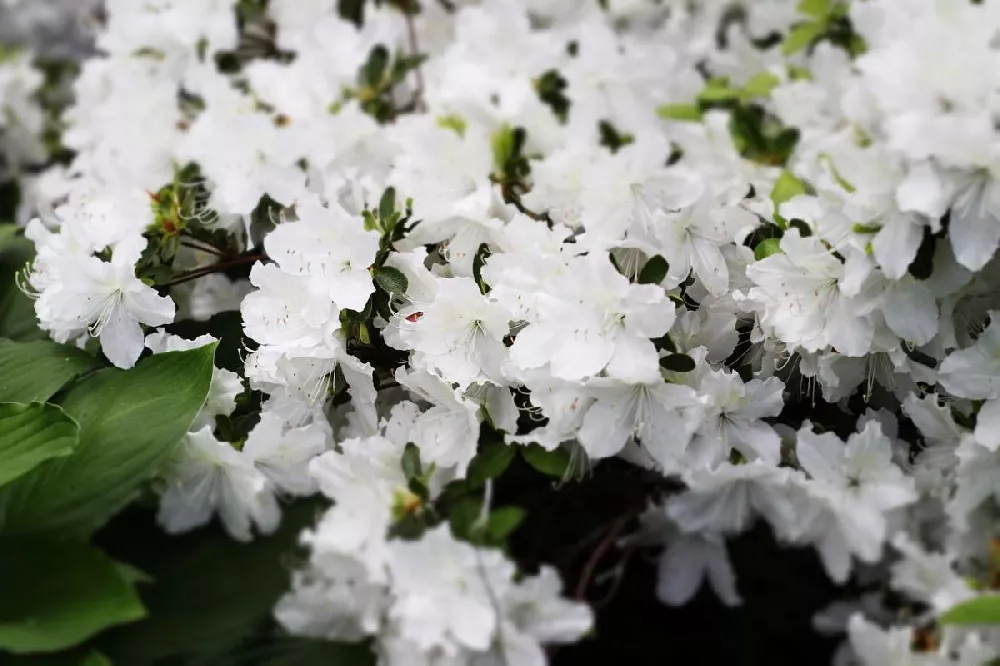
xmin=940 ymin=595 xmax=1000 ymax=625
xmin=97 ymin=501 xmax=348 ymax=665
xmin=521 ymin=443 xmax=571 ymax=478
xmin=0 ymin=231 xmax=46 ymax=342
xmin=100 ymin=528 xmax=297 ymax=662
xmin=0 ymin=538 xmax=145 ymax=654
xmin=0 ymin=345 xmax=216 ymax=537
xmin=3 ymin=650 xmax=112 ymax=666
xmin=223 ymin=638 xmax=374 ymax=666
xmin=0 ymin=339 xmax=102 ymax=402
xmin=0 ymin=402 xmax=79 ymax=488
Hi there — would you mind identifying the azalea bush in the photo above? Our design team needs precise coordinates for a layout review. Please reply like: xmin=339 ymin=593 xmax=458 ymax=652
xmin=3 ymin=0 xmax=1000 ymax=664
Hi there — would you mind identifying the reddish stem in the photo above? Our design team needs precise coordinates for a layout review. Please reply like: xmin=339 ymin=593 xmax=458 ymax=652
xmin=574 ymin=505 xmax=642 ymax=601
xmin=158 ymin=253 xmax=265 ymax=288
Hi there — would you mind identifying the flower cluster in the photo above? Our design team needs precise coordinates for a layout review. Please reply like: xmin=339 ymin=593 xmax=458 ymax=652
xmin=7 ymin=0 xmax=1000 ymax=664
xmin=0 ymin=45 xmax=45 ymax=181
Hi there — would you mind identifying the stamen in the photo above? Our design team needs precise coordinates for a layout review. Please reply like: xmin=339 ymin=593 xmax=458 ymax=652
xmin=87 ymin=290 xmax=123 ymax=337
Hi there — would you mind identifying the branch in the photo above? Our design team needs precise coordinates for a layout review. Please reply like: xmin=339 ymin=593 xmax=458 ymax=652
xmin=402 ymin=5 xmax=426 ymax=113
xmin=158 ymin=253 xmax=265 ymax=288
xmin=574 ymin=505 xmax=642 ymax=601
xmin=500 ymin=182 xmax=551 ymax=223
xmin=179 ymin=240 xmax=226 ymax=257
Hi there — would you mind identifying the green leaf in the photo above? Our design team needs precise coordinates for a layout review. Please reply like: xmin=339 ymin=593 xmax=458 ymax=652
xmin=940 ymin=595 xmax=1000 ymax=625
xmin=754 ymin=238 xmax=784 ymax=261
xmin=788 ymin=219 xmax=813 ymax=237
xmin=659 ymin=353 xmax=697 ymax=373
xmin=472 ymin=243 xmax=491 ymax=295
xmin=847 ymin=33 xmax=867 ymax=57
xmin=0 ymin=233 xmax=46 ymax=342
xmin=771 ymin=170 xmax=808 ymax=227
xmin=113 ymin=561 xmax=154 ymax=586
xmin=698 ymin=77 xmax=741 ymax=104
xmin=771 ymin=170 xmax=808 ymax=207
xmin=337 ymin=0 xmax=365 ymax=27
xmin=12 ymin=651 xmax=114 ymax=666
xmin=782 ymin=21 xmax=824 ymax=55
xmin=362 ymin=45 xmax=389 ymax=87
xmin=467 ymin=439 xmax=516 ymax=488
xmin=357 ymin=322 xmax=371 ymax=345
xmin=401 ymin=442 xmax=422 ymax=481
xmin=597 ymin=120 xmax=634 ymax=154
xmin=521 ymin=444 xmax=571 ymax=478
xmin=448 ymin=497 xmax=482 ymax=541
xmin=0 ymin=538 xmax=145 ymax=653
xmin=222 ymin=637 xmax=374 ymax=666
xmin=637 ymin=255 xmax=670 ymax=285
xmin=798 ymin=0 xmax=832 ymax=19
xmin=373 ymin=266 xmax=408 ymax=298
xmin=390 ymin=53 xmax=428 ymax=84
xmin=534 ymin=70 xmax=570 ymax=123
xmin=0 ymin=402 xmax=79 ymax=488
xmin=0 ymin=339 xmax=102 ymax=402
xmin=741 ymin=71 xmax=781 ymax=100
xmin=491 ymin=124 xmax=516 ymax=174
xmin=851 ymin=222 xmax=882 ymax=234
xmin=79 ymin=653 xmax=112 ymax=666
xmin=0 ymin=345 xmax=216 ymax=537
xmin=656 ymin=103 xmax=702 ymax=122
xmin=97 ymin=502 xmax=331 ymax=665
xmin=788 ymin=65 xmax=812 ymax=81
xmin=436 ymin=114 xmax=467 ymax=137
xmin=378 ymin=187 xmax=396 ymax=223
xmin=0 ymin=223 xmax=20 ymax=246
xmin=485 ymin=506 xmax=526 ymax=542
xmin=652 ymin=334 xmax=677 ymax=354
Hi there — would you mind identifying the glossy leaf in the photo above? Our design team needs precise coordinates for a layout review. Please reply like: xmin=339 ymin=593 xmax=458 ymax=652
xmin=0 ymin=402 xmax=79 ymax=488
xmin=0 ymin=345 xmax=216 ymax=537
xmin=0 ymin=538 xmax=144 ymax=653
xmin=0 ymin=339 xmax=102 ymax=403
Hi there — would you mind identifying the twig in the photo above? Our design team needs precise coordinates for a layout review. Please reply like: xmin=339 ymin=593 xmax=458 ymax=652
xmin=402 ymin=6 xmax=427 ymax=113
xmin=593 ymin=545 xmax=636 ymax=609
xmin=179 ymin=240 xmax=226 ymax=257
xmin=158 ymin=253 xmax=265 ymax=288
xmin=495 ymin=181 xmax=551 ymax=223
xmin=574 ymin=505 xmax=642 ymax=601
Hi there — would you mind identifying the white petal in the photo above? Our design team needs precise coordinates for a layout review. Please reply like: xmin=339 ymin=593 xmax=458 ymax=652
xmin=328 ymin=270 xmax=376 ymax=312
xmin=975 ymin=399 xmax=1000 ymax=452
xmin=872 ymin=214 xmax=923 ymax=280
xmin=578 ymin=393 xmax=633 ymax=459
xmin=795 ymin=427 xmax=845 ymax=485
xmin=730 ymin=421 xmax=781 ymax=465
xmin=949 ymin=178 xmax=1000 ymax=272
xmin=655 ymin=537 xmax=707 ymax=607
xmin=816 ymin=529 xmax=852 ymax=584
xmin=704 ymin=541 xmax=743 ymax=607
xmin=606 ymin=334 xmax=660 ymax=383
xmin=901 ymin=394 xmax=961 ymax=445
xmin=100 ymin=308 xmax=146 ymax=369
xmin=881 ymin=278 xmax=939 ymax=346
xmin=689 ymin=238 xmax=729 ymax=298
xmin=825 ymin=297 xmax=873 ymax=357
xmin=548 ymin=332 xmax=614 ymax=382
xmin=896 ymin=162 xmax=946 ymax=219
xmin=126 ymin=287 xmax=177 ymax=327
